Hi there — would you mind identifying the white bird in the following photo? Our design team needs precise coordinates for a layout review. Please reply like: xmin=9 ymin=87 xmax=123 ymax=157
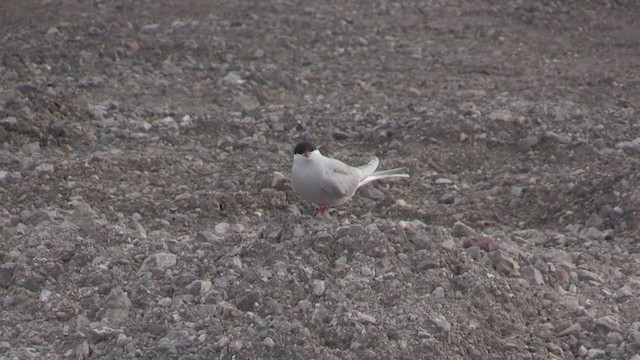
xmin=290 ymin=141 xmax=409 ymax=215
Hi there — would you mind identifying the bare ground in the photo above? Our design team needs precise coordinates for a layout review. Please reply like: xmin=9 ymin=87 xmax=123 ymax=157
xmin=1 ymin=0 xmax=640 ymax=359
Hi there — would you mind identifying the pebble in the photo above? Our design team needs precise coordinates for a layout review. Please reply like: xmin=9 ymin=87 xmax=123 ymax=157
xmin=605 ymin=331 xmax=624 ymax=344
xmin=236 ymin=291 xmax=261 ymax=311
xmin=520 ymin=266 xmax=544 ymax=285
xmin=462 ymin=236 xmax=494 ymax=252
xmin=488 ymin=110 xmax=511 ymax=122
xmin=439 ymin=192 xmax=455 ymax=204
xmin=579 ymin=227 xmax=605 ymax=241
xmin=410 ymin=232 xmax=430 ymax=250
xmin=270 ymin=171 xmax=287 ymax=188
xmin=263 ymin=337 xmax=275 ymax=348
xmin=593 ymin=315 xmax=620 ymax=332
xmin=394 ymin=199 xmax=409 ymax=208
xmin=158 ymin=297 xmax=172 ymax=307
xmin=195 ymin=231 xmax=220 ymax=243
xmin=452 ymin=221 xmax=476 ymax=237
xmin=297 ymin=300 xmax=312 ymax=311
xmin=440 ymin=235 xmax=456 ymax=251
xmin=434 ymin=178 xmax=452 ymax=185
xmin=465 ymin=245 xmax=482 ymax=260
xmin=311 ymin=280 xmax=326 ymax=296
xmin=235 ymin=93 xmax=260 ymax=111
xmin=577 ymin=269 xmax=603 ymax=283
xmin=71 ymin=202 xmax=97 ymax=235
xmin=557 ymin=322 xmax=581 ymax=336
xmin=34 ymin=163 xmax=55 ymax=173
xmin=431 ymin=286 xmax=445 ymax=301
xmin=148 ymin=253 xmax=177 ymax=269
xmin=214 ymin=222 xmax=230 ymax=235
xmin=355 ymin=312 xmax=377 ymax=325
xmin=491 ymin=251 xmax=519 ymax=276
xmin=360 ymin=186 xmax=385 ymax=200
xmin=585 ymin=348 xmax=606 ymax=360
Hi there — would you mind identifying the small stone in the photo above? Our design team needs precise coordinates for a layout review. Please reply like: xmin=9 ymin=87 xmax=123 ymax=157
xmin=30 ymin=335 xmax=44 ymax=345
xmin=452 ymin=221 xmax=476 ymax=237
xmin=355 ymin=312 xmax=377 ymax=325
xmin=235 ymin=93 xmax=260 ymax=111
xmin=577 ymin=269 xmax=603 ymax=283
xmin=465 ymin=245 xmax=482 ymax=260
xmin=585 ymin=213 xmax=603 ymax=228
xmin=116 ymin=333 xmax=128 ymax=346
xmin=463 ymin=236 xmax=494 ymax=252
xmin=521 ymin=266 xmax=544 ymax=285
xmin=440 ymin=236 xmax=456 ymax=251
xmin=35 ymin=163 xmax=55 ymax=173
xmin=214 ymin=222 xmax=230 ymax=236
xmin=195 ymin=231 xmax=220 ymax=243
xmin=593 ymin=315 xmax=620 ymax=332
xmin=271 ymin=171 xmax=287 ymax=188
xmin=158 ymin=297 xmax=172 ymax=307
xmin=491 ymin=251 xmax=519 ymax=276
xmin=236 ymin=291 xmax=261 ymax=311
xmin=263 ymin=337 xmax=275 ymax=348
xmin=360 ymin=186 xmax=385 ymax=200
xmin=148 ymin=253 xmax=177 ymax=269
xmin=431 ymin=286 xmax=445 ymax=301
xmin=394 ymin=199 xmax=408 ymax=208
xmin=510 ymin=186 xmax=523 ymax=197
xmin=439 ymin=192 xmax=455 ymax=204
xmin=297 ymin=300 xmax=312 ymax=311
xmin=141 ymin=23 xmax=161 ymax=32
xmin=72 ymin=202 xmax=97 ymax=235
xmin=579 ymin=227 xmax=605 ymax=241
xmin=311 ymin=280 xmax=326 ymax=296
xmin=585 ymin=348 xmax=606 ymax=360
xmin=335 ymin=256 xmax=347 ymax=267
xmin=557 ymin=322 xmax=581 ymax=336
xmin=488 ymin=110 xmax=511 ymax=122
xmin=605 ymin=331 xmax=624 ymax=345
xmin=614 ymin=284 xmax=633 ymax=300
xmin=554 ymin=268 xmax=570 ymax=284
xmin=40 ymin=289 xmax=53 ymax=302
xmin=221 ymin=71 xmax=245 ymax=85
xmin=434 ymin=178 xmax=453 ymax=185
xmin=411 ymin=232 xmax=430 ymax=250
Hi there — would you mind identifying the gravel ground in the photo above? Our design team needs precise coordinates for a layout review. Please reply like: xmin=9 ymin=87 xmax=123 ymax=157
xmin=1 ymin=0 xmax=640 ymax=359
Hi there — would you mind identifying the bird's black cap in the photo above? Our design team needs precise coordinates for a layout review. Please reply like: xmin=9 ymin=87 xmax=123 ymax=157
xmin=294 ymin=141 xmax=316 ymax=155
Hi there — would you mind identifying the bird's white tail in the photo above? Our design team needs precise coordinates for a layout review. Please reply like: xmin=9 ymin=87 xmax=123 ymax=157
xmin=358 ymin=167 xmax=409 ymax=188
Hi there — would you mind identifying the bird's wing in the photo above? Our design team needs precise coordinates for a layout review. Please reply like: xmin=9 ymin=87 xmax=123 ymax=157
xmin=321 ymin=158 xmax=361 ymax=197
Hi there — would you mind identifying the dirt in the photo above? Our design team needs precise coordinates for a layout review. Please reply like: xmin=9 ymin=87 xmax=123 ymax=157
xmin=1 ymin=0 xmax=640 ymax=359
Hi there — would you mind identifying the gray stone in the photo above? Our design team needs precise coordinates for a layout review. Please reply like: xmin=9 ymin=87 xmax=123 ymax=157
xmin=360 ymin=186 xmax=385 ymax=200
xmin=214 ymin=222 xmax=230 ymax=236
xmin=156 ymin=329 xmax=190 ymax=352
xmin=195 ymin=231 xmax=220 ymax=243
xmin=585 ymin=213 xmax=603 ymax=228
xmin=452 ymin=221 xmax=476 ymax=237
xmin=577 ymin=269 xmax=603 ymax=283
xmin=593 ymin=315 xmax=620 ymax=332
xmin=439 ymin=192 xmax=455 ymax=204
xmin=521 ymin=266 xmax=544 ymax=285
xmin=312 ymin=279 xmax=326 ymax=296
xmin=72 ymin=202 xmax=97 ymax=235
xmin=236 ymin=291 xmax=261 ymax=311
xmin=411 ymin=232 xmax=430 ymax=250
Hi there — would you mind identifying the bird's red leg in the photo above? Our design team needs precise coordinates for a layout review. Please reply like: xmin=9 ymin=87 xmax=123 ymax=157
xmin=315 ymin=205 xmax=329 ymax=216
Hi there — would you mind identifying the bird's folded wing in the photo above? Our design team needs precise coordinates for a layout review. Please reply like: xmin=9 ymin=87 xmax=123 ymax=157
xmin=322 ymin=159 xmax=360 ymax=197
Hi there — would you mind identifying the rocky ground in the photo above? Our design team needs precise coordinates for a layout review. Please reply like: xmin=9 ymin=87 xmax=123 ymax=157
xmin=1 ymin=0 xmax=640 ymax=359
